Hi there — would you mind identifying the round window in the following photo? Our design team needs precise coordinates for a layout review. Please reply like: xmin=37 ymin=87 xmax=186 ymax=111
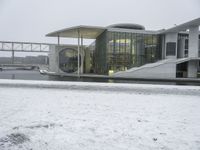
xmin=59 ymin=48 xmax=81 ymax=73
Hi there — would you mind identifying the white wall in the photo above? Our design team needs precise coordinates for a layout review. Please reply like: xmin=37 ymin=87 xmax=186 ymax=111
xmin=189 ymin=26 xmax=199 ymax=57
xmin=49 ymin=45 xmax=58 ymax=73
xmin=114 ymin=61 xmax=176 ymax=79
xmin=49 ymin=45 xmax=84 ymax=74
xmin=165 ymin=33 xmax=178 ymax=59
xmin=177 ymin=38 xmax=185 ymax=58
xmin=49 ymin=45 xmax=72 ymax=73
xmin=187 ymin=60 xmax=198 ymax=78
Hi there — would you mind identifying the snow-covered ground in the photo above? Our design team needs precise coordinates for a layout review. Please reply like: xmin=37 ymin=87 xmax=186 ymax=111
xmin=0 ymin=79 xmax=200 ymax=150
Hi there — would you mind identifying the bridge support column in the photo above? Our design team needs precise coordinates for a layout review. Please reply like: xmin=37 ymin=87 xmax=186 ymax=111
xmin=11 ymin=43 xmax=14 ymax=64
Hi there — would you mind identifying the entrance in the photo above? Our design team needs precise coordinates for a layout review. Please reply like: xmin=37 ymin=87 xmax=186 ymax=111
xmin=176 ymin=62 xmax=188 ymax=78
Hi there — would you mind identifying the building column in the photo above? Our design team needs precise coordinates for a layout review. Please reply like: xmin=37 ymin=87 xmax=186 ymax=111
xmin=11 ymin=43 xmax=14 ymax=64
xmin=81 ymin=36 xmax=84 ymax=74
xmin=187 ymin=60 xmax=197 ymax=78
xmin=57 ymin=35 xmax=60 ymax=45
xmin=188 ymin=26 xmax=199 ymax=57
xmin=77 ymin=29 xmax=80 ymax=76
xmin=161 ymin=35 xmax=166 ymax=59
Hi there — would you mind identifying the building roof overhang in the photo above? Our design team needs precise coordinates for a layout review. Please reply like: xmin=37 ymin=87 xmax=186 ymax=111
xmin=160 ymin=18 xmax=200 ymax=34
xmin=46 ymin=25 xmax=106 ymax=39
xmin=46 ymin=18 xmax=200 ymax=39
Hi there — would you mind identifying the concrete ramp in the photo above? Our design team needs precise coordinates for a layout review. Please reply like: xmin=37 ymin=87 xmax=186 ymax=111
xmin=113 ymin=59 xmax=177 ymax=79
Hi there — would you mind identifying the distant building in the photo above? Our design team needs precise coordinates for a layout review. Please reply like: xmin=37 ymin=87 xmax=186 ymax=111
xmin=0 ymin=55 xmax=48 ymax=65
xmin=47 ymin=18 xmax=200 ymax=78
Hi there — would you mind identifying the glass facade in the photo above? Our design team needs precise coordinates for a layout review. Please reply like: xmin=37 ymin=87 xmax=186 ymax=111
xmin=93 ymin=31 xmax=107 ymax=74
xmin=59 ymin=48 xmax=81 ymax=73
xmin=93 ymin=31 xmax=161 ymax=74
xmin=166 ymin=42 xmax=176 ymax=56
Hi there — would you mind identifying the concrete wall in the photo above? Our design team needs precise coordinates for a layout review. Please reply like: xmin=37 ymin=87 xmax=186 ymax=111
xmin=49 ymin=45 xmax=73 ymax=73
xmin=189 ymin=26 xmax=199 ymax=57
xmin=187 ymin=60 xmax=198 ymax=78
xmin=161 ymin=35 xmax=166 ymax=59
xmin=49 ymin=45 xmax=85 ymax=74
xmin=187 ymin=26 xmax=199 ymax=78
xmin=114 ymin=61 xmax=176 ymax=79
xmin=177 ymin=38 xmax=185 ymax=58
xmin=49 ymin=45 xmax=58 ymax=73
xmin=165 ymin=33 xmax=178 ymax=59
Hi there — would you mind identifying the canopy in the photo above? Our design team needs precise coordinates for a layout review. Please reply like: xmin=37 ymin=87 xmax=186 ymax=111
xmin=46 ymin=25 xmax=106 ymax=39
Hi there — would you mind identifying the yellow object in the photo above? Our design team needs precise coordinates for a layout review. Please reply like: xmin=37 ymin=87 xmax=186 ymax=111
xmin=108 ymin=70 xmax=114 ymax=76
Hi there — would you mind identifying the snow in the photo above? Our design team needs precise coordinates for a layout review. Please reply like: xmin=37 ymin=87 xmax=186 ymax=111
xmin=0 ymin=79 xmax=200 ymax=150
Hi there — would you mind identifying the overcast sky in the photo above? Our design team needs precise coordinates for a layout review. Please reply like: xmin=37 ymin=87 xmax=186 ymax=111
xmin=0 ymin=0 xmax=199 ymax=44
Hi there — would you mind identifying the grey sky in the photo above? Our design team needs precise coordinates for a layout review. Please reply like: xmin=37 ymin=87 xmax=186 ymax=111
xmin=0 ymin=0 xmax=199 ymax=45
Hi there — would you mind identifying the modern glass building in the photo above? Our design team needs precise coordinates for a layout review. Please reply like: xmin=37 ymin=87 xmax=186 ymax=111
xmin=93 ymin=28 xmax=162 ymax=74
xmin=47 ymin=18 xmax=200 ymax=79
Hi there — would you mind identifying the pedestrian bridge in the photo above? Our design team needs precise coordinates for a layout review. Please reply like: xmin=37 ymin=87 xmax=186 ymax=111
xmin=0 ymin=40 xmax=55 ymax=65
xmin=0 ymin=41 xmax=54 ymax=52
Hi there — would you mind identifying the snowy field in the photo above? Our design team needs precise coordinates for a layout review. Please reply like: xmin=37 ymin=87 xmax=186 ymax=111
xmin=0 ymin=79 xmax=200 ymax=150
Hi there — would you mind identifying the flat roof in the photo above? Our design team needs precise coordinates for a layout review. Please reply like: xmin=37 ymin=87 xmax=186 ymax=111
xmin=46 ymin=25 xmax=159 ymax=39
xmin=160 ymin=18 xmax=200 ymax=33
xmin=46 ymin=18 xmax=200 ymax=39
xmin=46 ymin=25 xmax=106 ymax=39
